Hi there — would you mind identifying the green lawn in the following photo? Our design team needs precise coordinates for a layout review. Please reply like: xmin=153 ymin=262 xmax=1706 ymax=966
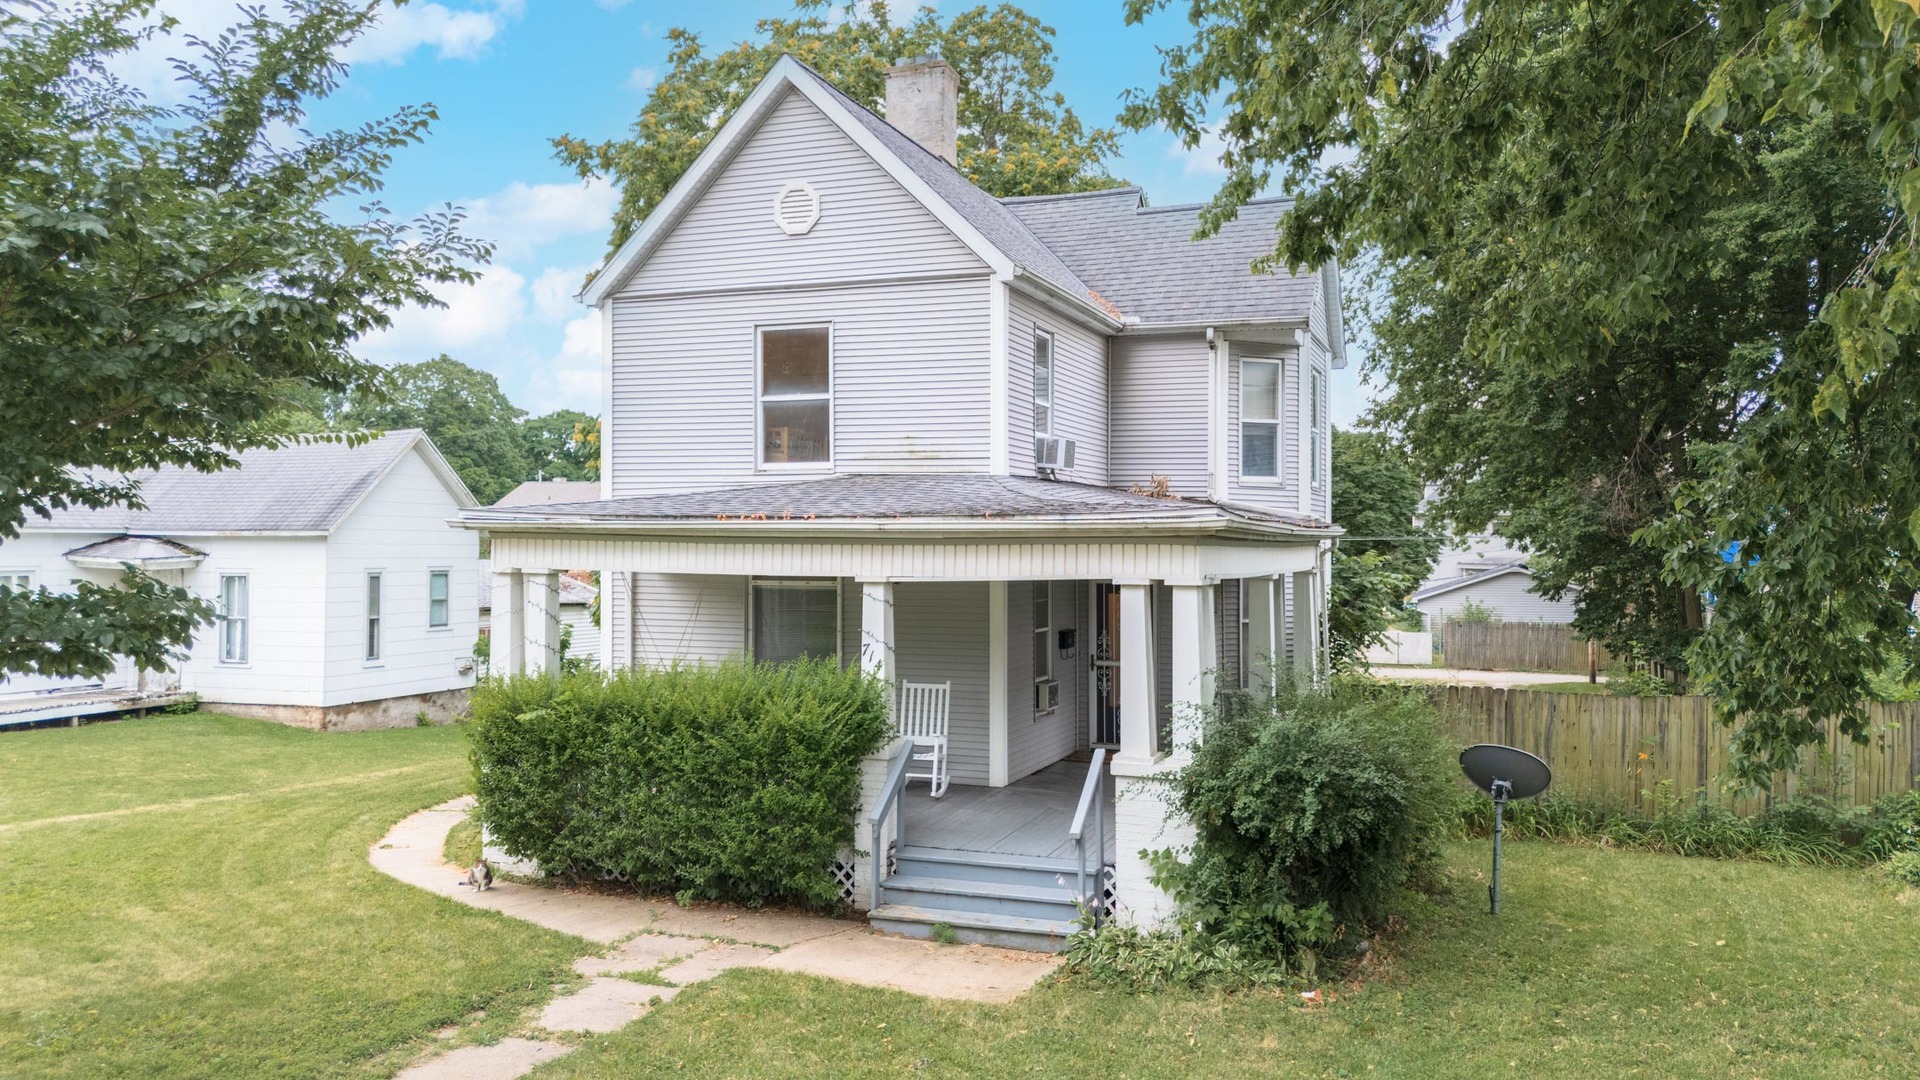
xmin=531 ymin=844 xmax=1920 ymax=1079
xmin=0 ymin=714 xmax=588 ymax=1079
xmin=5 ymin=714 xmax=1917 ymax=1079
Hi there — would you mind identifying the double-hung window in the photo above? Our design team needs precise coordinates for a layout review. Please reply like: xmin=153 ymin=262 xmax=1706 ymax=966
xmin=759 ymin=326 xmax=831 ymax=466
xmin=1032 ymin=330 xmax=1055 ymax=438
xmin=365 ymin=573 xmax=382 ymax=661
xmin=219 ymin=574 xmax=249 ymax=664
xmin=1032 ymin=583 xmax=1053 ymax=700
xmin=1310 ymin=367 xmax=1327 ymax=488
xmin=0 ymin=571 xmax=31 ymax=593
xmin=1240 ymin=359 xmax=1282 ymax=479
xmin=750 ymin=579 xmax=840 ymax=664
xmin=428 ymin=570 xmax=450 ymax=629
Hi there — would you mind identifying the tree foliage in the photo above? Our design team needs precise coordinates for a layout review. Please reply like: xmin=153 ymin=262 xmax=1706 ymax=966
xmin=520 ymin=409 xmax=600 ymax=483
xmin=554 ymin=0 xmax=1124 ymax=254
xmin=341 ymin=357 xmax=530 ymax=504
xmin=1327 ymin=429 xmax=1436 ymax=670
xmin=1125 ymin=0 xmax=1917 ymax=784
xmin=0 ymin=1 xmax=482 ymax=677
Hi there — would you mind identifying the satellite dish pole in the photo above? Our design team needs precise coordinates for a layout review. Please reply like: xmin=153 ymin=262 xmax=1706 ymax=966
xmin=1459 ymin=744 xmax=1551 ymax=916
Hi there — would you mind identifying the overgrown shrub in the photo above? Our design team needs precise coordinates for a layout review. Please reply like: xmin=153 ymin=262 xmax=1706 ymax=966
xmin=467 ymin=658 xmax=890 ymax=909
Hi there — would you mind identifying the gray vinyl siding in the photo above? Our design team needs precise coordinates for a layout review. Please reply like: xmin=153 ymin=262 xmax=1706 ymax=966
xmin=1216 ymin=580 xmax=1242 ymax=690
xmin=893 ymin=582 xmax=991 ymax=787
xmin=1008 ymin=292 xmax=1110 ymax=485
xmin=1305 ymin=339 xmax=1333 ymax=521
xmin=628 ymin=574 xmax=748 ymax=665
xmin=1227 ymin=344 xmax=1306 ymax=513
xmin=620 ymin=89 xmax=982 ymax=296
xmin=605 ymin=570 xmax=629 ymax=670
xmin=1417 ymin=572 xmax=1577 ymax=629
xmin=1006 ymin=580 xmax=1084 ymax=784
xmin=1110 ymin=334 xmax=1210 ymax=497
xmin=608 ymin=275 xmax=993 ymax=495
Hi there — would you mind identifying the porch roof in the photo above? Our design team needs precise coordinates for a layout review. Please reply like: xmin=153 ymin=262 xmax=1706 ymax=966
xmin=459 ymin=473 xmax=1337 ymax=541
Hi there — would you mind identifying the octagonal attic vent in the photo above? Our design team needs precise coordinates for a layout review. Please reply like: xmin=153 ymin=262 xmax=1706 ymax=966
xmin=773 ymin=182 xmax=820 ymax=236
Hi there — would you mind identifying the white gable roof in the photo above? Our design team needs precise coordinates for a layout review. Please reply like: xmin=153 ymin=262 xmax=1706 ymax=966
xmin=580 ymin=55 xmax=1121 ymax=329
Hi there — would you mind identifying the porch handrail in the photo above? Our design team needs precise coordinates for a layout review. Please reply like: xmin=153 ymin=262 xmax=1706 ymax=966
xmin=867 ymin=741 xmax=914 ymax=907
xmin=1068 ymin=748 xmax=1108 ymax=922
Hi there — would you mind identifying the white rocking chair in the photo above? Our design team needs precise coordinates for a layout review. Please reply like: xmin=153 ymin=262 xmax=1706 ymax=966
xmin=896 ymin=680 xmax=951 ymax=798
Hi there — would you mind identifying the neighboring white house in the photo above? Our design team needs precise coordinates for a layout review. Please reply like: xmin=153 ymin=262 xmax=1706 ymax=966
xmin=1410 ymin=562 xmax=1578 ymax=630
xmin=478 ymin=573 xmax=598 ymax=668
xmin=0 ymin=430 xmax=481 ymax=730
xmin=464 ymin=55 xmax=1344 ymax=943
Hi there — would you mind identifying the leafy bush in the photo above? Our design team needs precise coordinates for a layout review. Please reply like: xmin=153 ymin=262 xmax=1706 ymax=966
xmin=1062 ymin=921 xmax=1298 ymax=990
xmin=1155 ymin=679 xmax=1453 ymax=963
xmin=467 ymin=659 xmax=890 ymax=909
xmin=1885 ymin=851 xmax=1920 ymax=889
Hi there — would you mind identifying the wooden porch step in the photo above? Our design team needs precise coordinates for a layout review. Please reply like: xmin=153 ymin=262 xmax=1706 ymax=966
xmin=879 ymin=874 xmax=1085 ymax=923
xmin=867 ymin=904 xmax=1080 ymax=953
xmin=891 ymin=846 xmax=1087 ymax=890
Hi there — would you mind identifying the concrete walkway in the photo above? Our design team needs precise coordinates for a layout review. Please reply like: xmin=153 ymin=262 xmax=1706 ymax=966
xmin=374 ymin=798 xmax=1061 ymax=1080
xmin=1373 ymin=665 xmax=1606 ymax=688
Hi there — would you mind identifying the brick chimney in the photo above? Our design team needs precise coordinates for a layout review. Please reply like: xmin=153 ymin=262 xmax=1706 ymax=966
xmin=884 ymin=56 xmax=958 ymax=165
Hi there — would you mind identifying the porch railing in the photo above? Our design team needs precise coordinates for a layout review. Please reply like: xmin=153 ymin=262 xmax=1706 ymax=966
xmin=1068 ymin=748 xmax=1109 ymax=923
xmin=867 ymin=741 xmax=914 ymax=907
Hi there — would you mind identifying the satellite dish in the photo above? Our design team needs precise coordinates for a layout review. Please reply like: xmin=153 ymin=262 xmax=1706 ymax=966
xmin=1458 ymin=744 xmax=1552 ymax=917
xmin=1460 ymin=744 xmax=1551 ymax=800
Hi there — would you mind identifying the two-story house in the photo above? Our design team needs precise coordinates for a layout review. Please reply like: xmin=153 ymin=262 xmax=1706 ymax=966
xmin=466 ymin=56 xmax=1343 ymax=942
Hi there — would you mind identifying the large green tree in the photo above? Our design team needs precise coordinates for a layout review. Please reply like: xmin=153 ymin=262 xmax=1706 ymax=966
xmin=1328 ymin=429 xmax=1438 ymax=670
xmin=520 ymin=410 xmax=600 ymax=483
xmin=1125 ymin=0 xmax=1918 ymax=785
xmin=342 ymin=358 xmax=530 ymax=505
xmin=554 ymin=1 xmax=1124 ymax=254
xmin=0 ymin=1 xmax=483 ymax=678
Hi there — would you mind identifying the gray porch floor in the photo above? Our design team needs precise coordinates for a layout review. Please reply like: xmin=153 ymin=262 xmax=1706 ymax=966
xmin=900 ymin=759 xmax=1116 ymax=863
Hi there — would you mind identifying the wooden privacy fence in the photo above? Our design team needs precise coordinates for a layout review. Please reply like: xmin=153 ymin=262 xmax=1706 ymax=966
xmin=1430 ymin=686 xmax=1920 ymax=814
xmin=1443 ymin=620 xmax=1609 ymax=673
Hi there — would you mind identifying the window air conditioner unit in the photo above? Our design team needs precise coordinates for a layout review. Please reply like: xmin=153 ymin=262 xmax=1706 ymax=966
xmin=1035 ymin=679 xmax=1060 ymax=714
xmin=1034 ymin=435 xmax=1076 ymax=471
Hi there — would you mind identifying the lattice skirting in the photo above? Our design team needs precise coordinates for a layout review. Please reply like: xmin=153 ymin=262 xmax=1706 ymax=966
xmin=1097 ymin=863 xmax=1118 ymax=922
xmin=829 ymin=855 xmax=857 ymax=905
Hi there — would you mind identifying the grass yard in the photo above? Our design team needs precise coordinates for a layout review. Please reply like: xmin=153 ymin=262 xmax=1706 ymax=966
xmin=531 ymin=843 xmax=1920 ymax=1079
xmin=0 ymin=713 xmax=588 ymax=1079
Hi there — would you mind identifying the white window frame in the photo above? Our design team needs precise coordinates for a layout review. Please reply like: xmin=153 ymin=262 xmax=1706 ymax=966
xmin=1033 ymin=582 xmax=1054 ymax=710
xmin=1031 ymin=329 xmax=1055 ymax=438
xmin=218 ymin=573 xmax=250 ymax=665
xmin=365 ymin=571 xmax=383 ymax=663
xmin=746 ymin=578 xmax=842 ymax=664
xmin=1310 ymin=366 xmax=1327 ymax=490
xmin=1239 ymin=358 xmax=1283 ymax=481
xmin=0 ymin=571 xmax=33 ymax=592
xmin=755 ymin=323 xmax=834 ymax=472
xmin=427 ymin=569 xmax=451 ymax=630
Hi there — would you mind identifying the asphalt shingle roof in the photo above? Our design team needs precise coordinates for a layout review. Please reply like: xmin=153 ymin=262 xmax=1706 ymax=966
xmin=26 ymin=430 xmax=424 ymax=534
xmin=1003 ymin=187 xmax=1317 ymax=327
xmin=466 ymin=473 xmax=1331 ymax=532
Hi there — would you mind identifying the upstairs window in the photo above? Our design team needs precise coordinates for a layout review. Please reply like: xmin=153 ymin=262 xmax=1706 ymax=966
xmin=1240 ymin=359 xmax=1281 ymax=478
xmin=1032 ymin=330 xmax=1055 ymax=437
xmin=1310 ymin=367 xmax=1327 ymax=489
xmin=751 ymin=579 xmax=840 ymax=664
xmin=219 ymin=574 xmax=249 ymax=664
xmin=428 ymin=570 xmax=450 ymax=629
xmin=759 ymin=326 xmax=831 ymax=466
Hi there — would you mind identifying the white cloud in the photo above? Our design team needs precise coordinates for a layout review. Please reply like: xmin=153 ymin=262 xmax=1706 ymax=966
xmin=357 ymin=266 xmax=529 ymax=364
xmin=627 ymin=66 xmax=660 ymax=92
xmin=532 ymin=313 xmax=606 ymax=413
xmin=1170 ymin=126 xmax=1231 ymax=179
xmin=531 ymin=265 xmax=597 ymax=321
xmin=461 ymin=179 xmax=619 ymax=262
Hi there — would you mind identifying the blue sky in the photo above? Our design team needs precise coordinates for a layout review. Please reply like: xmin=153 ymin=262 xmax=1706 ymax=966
xmin=133 ymin=1 xmax=1374 ymax=424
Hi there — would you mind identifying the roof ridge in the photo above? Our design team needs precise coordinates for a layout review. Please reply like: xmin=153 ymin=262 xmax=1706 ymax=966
xmin=998 ymin=186 xmax=1143 ymax=205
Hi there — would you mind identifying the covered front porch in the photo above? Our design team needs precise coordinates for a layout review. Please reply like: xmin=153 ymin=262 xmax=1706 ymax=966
xmin=468 ymin=473 xmax=1336 ymax=936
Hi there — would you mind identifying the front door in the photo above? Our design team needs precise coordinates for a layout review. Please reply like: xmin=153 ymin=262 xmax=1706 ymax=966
xmin=1090 ymin=583 xmax=1121 ymax=747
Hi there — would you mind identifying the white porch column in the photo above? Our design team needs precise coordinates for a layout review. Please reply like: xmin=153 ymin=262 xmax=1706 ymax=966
xmin=1167 ymin=582 xmax=1209 ymax=758
xmin=1291 ymin=568 xmax=1318 ymax=684
xmin=528 ymin=569 xmax=562 ymax=676
xmin=1266 ymin=575 xmax=1282 ymax=692
xmin=857 ymin=579 xmax=896 ymax=695
xmin=1114 ymin=581 xmax=1157 ymax=769
xmin=495 ymin=570 xmax=526 ymax=676
xmin=987 ymin=581 xmax=1010 ymax=787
